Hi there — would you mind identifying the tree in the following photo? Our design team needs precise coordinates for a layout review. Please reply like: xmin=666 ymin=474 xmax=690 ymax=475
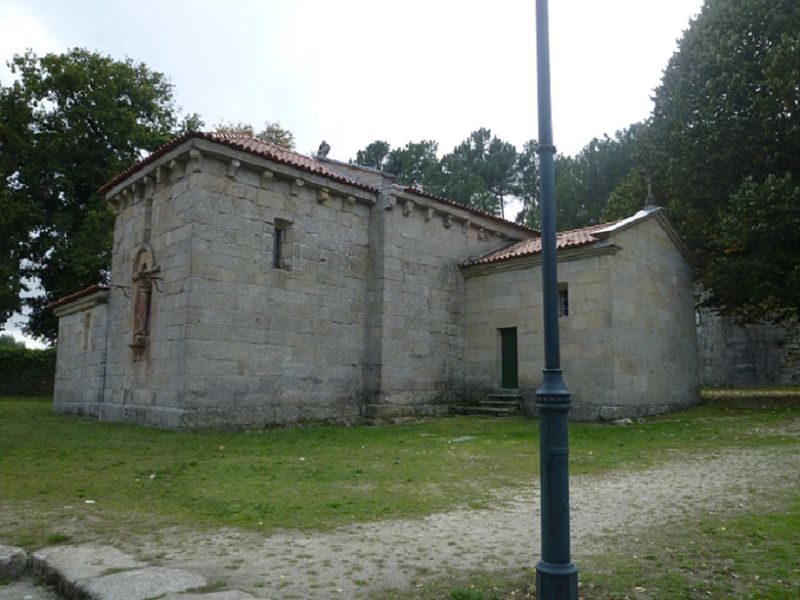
xmin=355 ymin=140 xmax=390 ymax=169
xmin=0 ymin=333 xmax=24 ymax=347
xmin=483 ymin=137 xmax=517 ymax=219
xmin=704 ymin=174 xmax=800 ymax=321
xmin=259 ymin=121 xmax=295 ymax=149
xmin=647 ymin=0 xmax=800 ymax=320
xmin=214 ymin=120 xmax=295 ymax=149
xmin=0 ymin=48 xmax=201 ymax=341
xmin=439 ymin=128 xmax=517 ymax=216
xmin=602 ymin=167 xmax=650 ymax=222
xmin=513 ymin=140 xmax=540 ymax=228
xmin=554 ymin=124 xmax=645 ymax=229
xmin=385 ymin=140 xmax=442 ymax=192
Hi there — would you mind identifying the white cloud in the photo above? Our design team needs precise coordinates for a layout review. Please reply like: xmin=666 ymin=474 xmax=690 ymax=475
xmin=0 ymin=2 xmax=60 ymax=82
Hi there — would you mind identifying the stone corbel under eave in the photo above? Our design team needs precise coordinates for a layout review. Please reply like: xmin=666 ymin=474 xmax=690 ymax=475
xmin=380 ymin=192 xmax=396 ymax=211
xmin=342 ymin=195 xmax=356 ymax=212
xmin=290 ymin=178 xmax=304 ymax=196
xmin=226 ymin=159 xmax=241 ymax=179
xmin=260 ymin=169 xmax=275 ymax=189
xmin=188 ymin=148 xmax=203 ymax=173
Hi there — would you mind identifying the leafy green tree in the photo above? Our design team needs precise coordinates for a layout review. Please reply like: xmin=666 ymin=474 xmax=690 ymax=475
xmin=259 ymin=121 xmax=295 ymax=149
xmin=647 ymin=0 xmax=800 ymax=320
xmin=214 ymin=120 xmax=295 ymax=149
xmin=513 ymin=140 xmax=540 ymax=228
xmin=384 ymin=140 xmax=442 ymax=191
xmin=602 ymin=167 xmax=650 ymax=222
xmin=0 ymin=186 xmax=30 ymax=324
xmin=704 ymin=174 xmax=800 ymax=321
xmin=355 ymin=140 xmax=391 ymax=169
xmin=554 ymin=125 xmax=644 ymax=229
xmin=0 ymin=48 xmax=200 ymax=341
xmin=483 ymin=137 xmax=517 ymax=219
xmin=439 ymin=128 xmax=517 ymax=216
xmin=0 ymin=333 xmax=24 ymax=347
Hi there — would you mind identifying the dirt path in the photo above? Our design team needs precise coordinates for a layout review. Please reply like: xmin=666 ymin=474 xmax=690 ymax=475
xmin=108 ymin=447 xmax=799 ymax=599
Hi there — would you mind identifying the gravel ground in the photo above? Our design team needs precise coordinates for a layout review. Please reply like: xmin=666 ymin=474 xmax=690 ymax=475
xmin=0 ymin=580 xmax=62 ymax=600
xmin=106 ymin=446 xmax=799 ymax=599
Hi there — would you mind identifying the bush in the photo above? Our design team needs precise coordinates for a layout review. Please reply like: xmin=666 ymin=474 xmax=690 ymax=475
xmin=0 ymin=344 xmax=56 ymax=395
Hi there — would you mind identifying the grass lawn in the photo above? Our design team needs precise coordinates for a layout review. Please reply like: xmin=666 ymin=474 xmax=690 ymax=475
xmin=1 ymin=390 xmax=799 ymax=598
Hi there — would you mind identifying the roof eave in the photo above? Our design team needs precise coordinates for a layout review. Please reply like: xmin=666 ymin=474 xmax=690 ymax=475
xmin=402 ymin=187 xmax=538 ymax=236
xmin=49 ymin=284 xmax=110 ymax=317
xmin=99 ymin=132 xmax=379 ymax=197
xmin=461 ymin=241 xmax=622 ymax=275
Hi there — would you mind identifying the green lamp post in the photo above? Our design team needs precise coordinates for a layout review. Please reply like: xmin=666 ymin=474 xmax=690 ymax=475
xmin=534 ymin=0 xmax=579 ymax=598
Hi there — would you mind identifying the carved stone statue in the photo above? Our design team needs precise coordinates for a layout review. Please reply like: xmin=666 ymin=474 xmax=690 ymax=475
xmin=130 ymin=253 xmax=159 ymax=351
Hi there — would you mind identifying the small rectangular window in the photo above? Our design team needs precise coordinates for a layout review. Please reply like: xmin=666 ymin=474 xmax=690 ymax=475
xmin=558 ymin=284 xmax=569 ymax=318
xmin=273 ymin=219 xmax=291 ymax=269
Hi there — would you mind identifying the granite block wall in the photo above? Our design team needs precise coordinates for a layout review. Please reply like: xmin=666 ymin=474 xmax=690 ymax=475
xmin=600 ymin=218 xmax=698 ymax=419
xmin=177 ymin=155 xmax=373 ymax=427
xmin=463 ymin=252 xmax=617 ymax=414
xmin=53 ymin=300 xmax=108 ymax=416
xmin=697 ymin=312 xmax=800 ymax=386
xmin=363 ymin=191 xmax=528 ymax=420
xmin=98 ymin=159 xmax=195 ymax=428
xmin=462 ymin=215 xmax=699 ymax=420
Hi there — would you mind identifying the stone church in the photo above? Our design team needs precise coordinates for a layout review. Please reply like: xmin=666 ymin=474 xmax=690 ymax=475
xmin=50 ymin=132 xmax=699 ymax=428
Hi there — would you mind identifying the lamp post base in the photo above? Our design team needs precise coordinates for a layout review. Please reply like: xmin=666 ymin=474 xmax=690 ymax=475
xmin=536 ymin=560 xmax=578 ymax=600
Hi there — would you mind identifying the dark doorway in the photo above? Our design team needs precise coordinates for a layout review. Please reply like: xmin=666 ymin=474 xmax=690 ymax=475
xmin=500 ymin=327 xmax=519 ymax=389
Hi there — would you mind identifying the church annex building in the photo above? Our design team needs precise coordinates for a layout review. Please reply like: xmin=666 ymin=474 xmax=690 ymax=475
xmin=50 ymin=132 xmax=699 ymax=428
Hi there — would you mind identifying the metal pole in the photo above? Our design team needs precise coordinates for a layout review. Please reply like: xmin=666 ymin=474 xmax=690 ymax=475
xmin=535 ymin=0 xmax=578 ymax=598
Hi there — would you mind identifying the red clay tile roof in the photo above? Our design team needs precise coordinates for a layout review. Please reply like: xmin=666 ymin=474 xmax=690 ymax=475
xmin=98 ymin=132 xmax=377 ymax=194
xmin=48 ymin=284 xmax=110 ymax=312
xmin=463 ymin=220 xmax=620 ymax=267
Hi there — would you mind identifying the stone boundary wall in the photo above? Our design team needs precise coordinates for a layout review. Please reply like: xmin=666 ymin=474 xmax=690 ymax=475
xmin=697 ymin=312 xmax=800 ymax=386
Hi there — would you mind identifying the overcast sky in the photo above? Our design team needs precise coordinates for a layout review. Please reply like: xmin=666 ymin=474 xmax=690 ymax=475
xmin=1 ymin=0 xmax=704 ymax=345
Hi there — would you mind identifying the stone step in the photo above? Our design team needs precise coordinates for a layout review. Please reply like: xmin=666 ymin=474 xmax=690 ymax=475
xmin=452 ymin=404 xmax=521 ymax=417
xmin=478 ymin=398 xmax=522 ymax=408
xmin=487 ymin=391 xmax=522 ymax=399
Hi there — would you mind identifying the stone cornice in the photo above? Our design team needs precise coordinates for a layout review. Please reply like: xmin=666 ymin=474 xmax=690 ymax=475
xmin=390 ymin=188 xmax=534 ymax=241
xmin=104 ymin=139 xmax=378 ymax=212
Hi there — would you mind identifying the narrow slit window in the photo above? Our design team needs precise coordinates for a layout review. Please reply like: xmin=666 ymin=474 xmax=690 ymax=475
xmin=273 ymin=219 xmax=291 ymax=269
xmin=82 ymin=311 xmax=92 ymax=351
xmin=558 ymin=283 xmax=569 ymax=317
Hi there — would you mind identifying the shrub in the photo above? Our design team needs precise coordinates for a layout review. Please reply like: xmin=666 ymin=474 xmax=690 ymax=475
xmin=0 ymin=344 xmax=56 ymax=395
